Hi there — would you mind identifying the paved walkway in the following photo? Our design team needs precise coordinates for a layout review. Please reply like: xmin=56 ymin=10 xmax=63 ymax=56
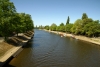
xmin=0 ymin=37 xmax=4 ymax=42
xmin=0 ymin=32 xmax=34 ymax=67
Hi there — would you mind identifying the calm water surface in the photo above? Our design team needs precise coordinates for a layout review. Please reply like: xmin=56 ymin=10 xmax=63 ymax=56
xmin=6 ymin=29 xmax=100 ymax=67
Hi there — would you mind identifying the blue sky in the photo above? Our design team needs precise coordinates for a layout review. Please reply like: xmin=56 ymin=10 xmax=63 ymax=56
xmin=10 ymin=0 xmax=100 ymax=26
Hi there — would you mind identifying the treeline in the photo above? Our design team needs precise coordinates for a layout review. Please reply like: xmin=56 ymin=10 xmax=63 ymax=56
xmin=0 ymin=0 xmax=34 ymax=41
xmin=38 ymin=13 xmax=100 ymax=37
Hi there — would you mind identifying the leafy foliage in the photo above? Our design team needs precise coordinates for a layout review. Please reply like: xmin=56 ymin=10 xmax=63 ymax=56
xmin=50 ymin=23 xmax=57 ymax=31
xmin=84 ymin=21 xmax=100 ymax=37
xmin=44 ymin=13 xmax=100 ymax=37
xmin=82 ymin=13 xmax=88 ymax=20
xmin=0 ymin=0 xmax=34 ymax=41
xmin=65 ymin=24 xmax=73 ymax=33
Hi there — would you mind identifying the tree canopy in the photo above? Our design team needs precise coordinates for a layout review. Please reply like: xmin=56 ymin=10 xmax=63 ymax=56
xmin=43 ymin=13 xmax=100 ymax=37
xmin=66 ymin=16 xmax=70 ymax=25
xmin=0 ymin=0 xmax=34 ymax=41
xmin=50 ymin=23 xmax=57 ymax=31
xmin=82 ymin=13 xmax=88 ymax=20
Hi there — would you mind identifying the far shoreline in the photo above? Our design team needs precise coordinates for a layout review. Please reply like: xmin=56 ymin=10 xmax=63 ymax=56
xmin=44 ymin=29 xmax=100 ymax=46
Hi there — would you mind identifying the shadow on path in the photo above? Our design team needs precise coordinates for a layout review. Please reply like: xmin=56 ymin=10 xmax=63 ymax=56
xmin=7 ymin=32 xmax=33 ymax=47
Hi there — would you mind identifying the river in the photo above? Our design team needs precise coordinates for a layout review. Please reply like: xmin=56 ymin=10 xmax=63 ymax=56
xmin=6 ymin=29 xmax=100 ymax=67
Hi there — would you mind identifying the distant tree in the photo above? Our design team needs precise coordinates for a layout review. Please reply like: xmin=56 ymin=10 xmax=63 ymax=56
xmin=39 ymin=25 xmax=44 ymax=29
xmin=66 ymin=16 xmax=70 ymax=25
xmin=94 ymin=20 xmax=99 ymax=23
xmin=82 ymin=18 xmax=93 ymax=24
xmin=35 ymin=25 xmax=37 ymax=29
xmin=50 ymin=23 xmax=57 ymax=31
xmin=84 ymin=21 xmax=100 ymax=37
xmin=82 ymin=13 xmax=88 ymax=20
xmin=71 ymin=19 xmax=83 ymax=34
xmin=60 ymin=22 xmax=64 ymax=26
xmin=58 ymin=23 xmax=65 ymax=32
xmin=56 ymin=26 xmax=60 ymax=31
xmin=81 ymin=18 xmax=93 ymax=35
xmin=24 ymin=14 xmax=34 ymax=32
xmin=13 ymin=13 xmax=34 ymax=36
xmin=44 ymin=25 xmax=49 ymax=30
xmin=65 ymin=24 xmax=73 ymax=33
xmin=0 ymin=0 xmax=34 ymax=42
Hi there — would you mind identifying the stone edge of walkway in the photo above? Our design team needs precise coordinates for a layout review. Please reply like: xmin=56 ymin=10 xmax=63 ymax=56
xmin=0 ymin=33 xmax=34 ymax=67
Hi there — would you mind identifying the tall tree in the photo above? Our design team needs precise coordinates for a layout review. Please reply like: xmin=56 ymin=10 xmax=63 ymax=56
xmin=59 ymin=23 xmax=65 ymax=32
xmin=82 ymin=13 xmax=88 ymax=20
xmin=0 ymin=0 xmax=16 ymax=41
xmin=39 ymin=25 xmax=43 ymax=29
xmin=66 ymin=16 xmax=70 ymax=25
xmin=0 ymin=0 xmax=34 ymax=41
xmin=44 ymin=25 xmax=49 ymax=30
xmin=84 ymin=21 xmax=100 ymax=37
xmin=35 ymin=25 xmax=37 ymax=29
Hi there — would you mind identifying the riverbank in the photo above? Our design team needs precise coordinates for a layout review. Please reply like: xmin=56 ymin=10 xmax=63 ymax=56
xmin=44 ymin=29 xmax=100 ymax=45
xmin=0 ymin=31 xmax=34 ymax=67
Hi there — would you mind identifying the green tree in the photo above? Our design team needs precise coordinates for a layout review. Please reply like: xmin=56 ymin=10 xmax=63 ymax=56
xmin=35 ymin=25 xmax=38 ymax=29
xmin=82 ymin=18 xmax=93 ymax=35
xmin=44 ymin=25 xmax=49 ymax=30
xmin=56 ymin=26 xmax=60 ymax=31
xmin=39 ymin=25 xmax=44 ymax=29
xmin=84 ymin=21 xmax=100 ymax=37
xmin=71 ymin=19 xmax=83 ymax=34
xmin=11 ymin=13 xmax=34 ymax=36
xmin=65 ymin=24 xmax=73 ymax=33
xmin=66 ymin=16 xmax=70 ymax=25
xmin=0 ymin=0 xmax=34 ymax=41
xmin=82 ymin=13 xmax=88 ymax=20
xmin=10 ymin=13 xmax=21 ymax=36
xmin=0 ymin=0 xmax=16 ymax=41
xmin=50 ymin=23 xmax=57 ymax=31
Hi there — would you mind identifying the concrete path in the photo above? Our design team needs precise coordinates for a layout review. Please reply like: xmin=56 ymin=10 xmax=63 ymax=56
xmin=0 ymin=37 xmax=4 ymax=42
xmin=0 ymin=32 xmax=34 ymax=67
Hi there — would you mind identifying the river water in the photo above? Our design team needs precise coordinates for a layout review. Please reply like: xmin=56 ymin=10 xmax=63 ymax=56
xmin=6 ymin=29 xmax=100 ymax=67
